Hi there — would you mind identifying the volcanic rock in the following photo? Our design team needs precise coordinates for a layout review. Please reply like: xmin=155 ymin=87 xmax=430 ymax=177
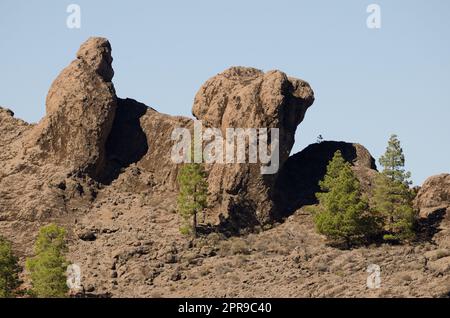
xmin=1 ymin=39 xmax=316 ymax=228
xmin=414 ymin=174 xmax=450 ymax=247
xmin=29 ymin=37 xmax=117 ymax=179
xmin=192 ymin=67 xmax=315 ymax=225
xmin=414 ymin=174 xmax=450 ymax=218
xmin=2 ymin=37 xmax=450 ymax=298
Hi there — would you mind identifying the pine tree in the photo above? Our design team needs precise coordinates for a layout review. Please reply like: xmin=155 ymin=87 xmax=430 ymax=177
xmin=177 ymin=162 xmax=208 ymax=237
xmin=26 ymin=224 xmax=69 ymax=298
xmin=311 ymin=151 xmax=378 ymax=247
xmin=379 ymin=134 xmax=412 ymax=186
xmin=0 ymin=236 xmax=21 ymax=298
xmin=373 ymin=134 xmax=416 ymax=241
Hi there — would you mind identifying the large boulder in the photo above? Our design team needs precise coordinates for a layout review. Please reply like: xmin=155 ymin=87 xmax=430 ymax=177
xmin=414 ymin=174 xmax=450 ymax=218
xmin=274 ymin=141 xmax=378 ymax=216
xmin=414 ymin=174 xmax=450 ymax=247
xmin=192 ymin=67 xmax=314 ymax=225
xmin=28 ymin=37 xmax=117 ymax=179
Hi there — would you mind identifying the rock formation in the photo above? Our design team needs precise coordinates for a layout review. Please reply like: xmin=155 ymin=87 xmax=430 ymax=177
xmin=192 ymin=67 xmax=314 ymax=225
xmin=275 ymin=141 xmax=378 ymax=217
xmin=117 ymin=100 xmax=193 ymax=190
xmin=414 ymin=174 xmax=450 ymax=248
xmin=415 ymin=174 xmax=450 ymax=218
xmin=29 ymin=37 xmax=117 ymax=179
xmin=2 ymin=37 xmax=450 ymax=298
xmin=0 ymin=106 xmax=30 ymax=163
xmin=1 ymin=38 xmax=315 ymax=228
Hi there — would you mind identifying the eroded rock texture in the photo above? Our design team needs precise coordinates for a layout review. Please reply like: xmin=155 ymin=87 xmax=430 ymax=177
xmin=100 ymin=66 xmax=316 ymax=227
xmin=2 ymin=37 xmax=450 ymax=298
xmin=193 ymin=67 xmax=314 ymax=225
xmin=414 ymin=174 xmax=450 ymax=248
xmin=415 ymin=174 xmax=450 ymax=218
xmin=1 ymin=38 xmax=315 ymax=228
xmin=29 ymin=37 xmax=117 ymax=179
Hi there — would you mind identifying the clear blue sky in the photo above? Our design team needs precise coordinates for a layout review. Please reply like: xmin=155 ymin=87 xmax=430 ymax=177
xmin=1 ymin=0 xmax=449 ymax=185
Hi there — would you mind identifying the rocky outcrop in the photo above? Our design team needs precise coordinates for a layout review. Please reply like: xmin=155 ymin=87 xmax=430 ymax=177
xmin=0 ymin=39 xmax=119 ymax=224
xmin=414 ymin=174 xmax=450 ymax=248
xmin=103 ymin=67 xmax=315 ymax=226
xmin=192 ymin=67 xmax=314 ymax=225
xmin=414 ymin=174 xmax=450 ymax=218
xmin=3 ymin=37 xmax=450 ymax=298
xmin=0 ymin=106 xmax=31 ymax=163
xmin=275 ymin=141 xmax=378 ymax=217
xmin=28 ymin=37 xmax=117 ymax=179
xmin=2 ymin=38 xmax=315 ymax=228
xmin=103 ymin=97 xmax=193 ymax=188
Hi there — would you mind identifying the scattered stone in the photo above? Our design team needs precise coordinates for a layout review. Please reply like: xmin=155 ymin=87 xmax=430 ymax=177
xmin=77 ymin=230 xmax=97 ymax=241
xmin=428 ymin=256 xmax=450 ymax=275
xmin=170 ymin=270 xmax=182 ymax=282
xmin=85 ymin=285 xmax=95 ymax=293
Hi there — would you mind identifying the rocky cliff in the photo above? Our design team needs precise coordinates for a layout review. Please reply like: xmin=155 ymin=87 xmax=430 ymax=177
xmin=414 ymin=174 xmax=450 ymax=248
xmin=1 ymin=37 xmax=315 ymax=228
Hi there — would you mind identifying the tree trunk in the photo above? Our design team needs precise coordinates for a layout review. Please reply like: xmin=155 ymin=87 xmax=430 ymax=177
xmin=345 ymin=237 xmax=351 ymax=249
xmin=193 ymin=184 xmax=197 ymax=238
xmin=192 ymin=212 xmax=197 ymax=238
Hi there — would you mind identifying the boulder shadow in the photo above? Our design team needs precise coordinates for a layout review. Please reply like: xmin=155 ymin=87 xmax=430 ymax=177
xmin=274 ymin=141 xmax=375 ymax=219
xmin=415 ymin=207 xmax=447 ymax=242
xmin=99 ymin=98 xmax=149 ymax=184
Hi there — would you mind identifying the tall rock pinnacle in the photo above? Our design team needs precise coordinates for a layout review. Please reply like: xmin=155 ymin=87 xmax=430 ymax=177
xmin=31 ymin=37 xmax=117 ymax=178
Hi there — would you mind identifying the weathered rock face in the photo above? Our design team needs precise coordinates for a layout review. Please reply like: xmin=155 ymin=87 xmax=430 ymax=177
xmin=103 ymin=97 xmax=193 ymax=188
xmin=414 ymin=174 xmax=450 ymax=218
xmin=4 ymin=37 xmax=450 ymax=298
xmin=29 ymin=37 xmax=117 ymax=179
xmin=1 ymin=39 xmax=316 ymax=229
xmin=0 ymin=106 xmax=30 ymax=163
xmin=414 ymin=174 xmax=450 ymax=248
xmin=275 ymin=141 xmax=378 ymax=217
xmin=99 ymin=67 xmax=315 ymax=226
xmin=192 ymin=67 xmax=315 ymax=225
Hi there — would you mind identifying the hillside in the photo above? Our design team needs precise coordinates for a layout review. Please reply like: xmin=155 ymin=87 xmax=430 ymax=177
xmin=0 ymin=37 xmax=449 ymax=298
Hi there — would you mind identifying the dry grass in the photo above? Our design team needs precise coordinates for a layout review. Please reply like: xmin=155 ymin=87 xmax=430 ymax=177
xmin=215 ymin=262 xmax=233 ymax=276
xmin=230 ymin=238 xmax=250 ymax=255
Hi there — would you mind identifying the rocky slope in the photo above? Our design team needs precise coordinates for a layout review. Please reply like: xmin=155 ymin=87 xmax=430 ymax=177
xmin=65 ymin=183 xmax=450 ymax=298
xmin=0 ymin=37 xmax=449 ymax=298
